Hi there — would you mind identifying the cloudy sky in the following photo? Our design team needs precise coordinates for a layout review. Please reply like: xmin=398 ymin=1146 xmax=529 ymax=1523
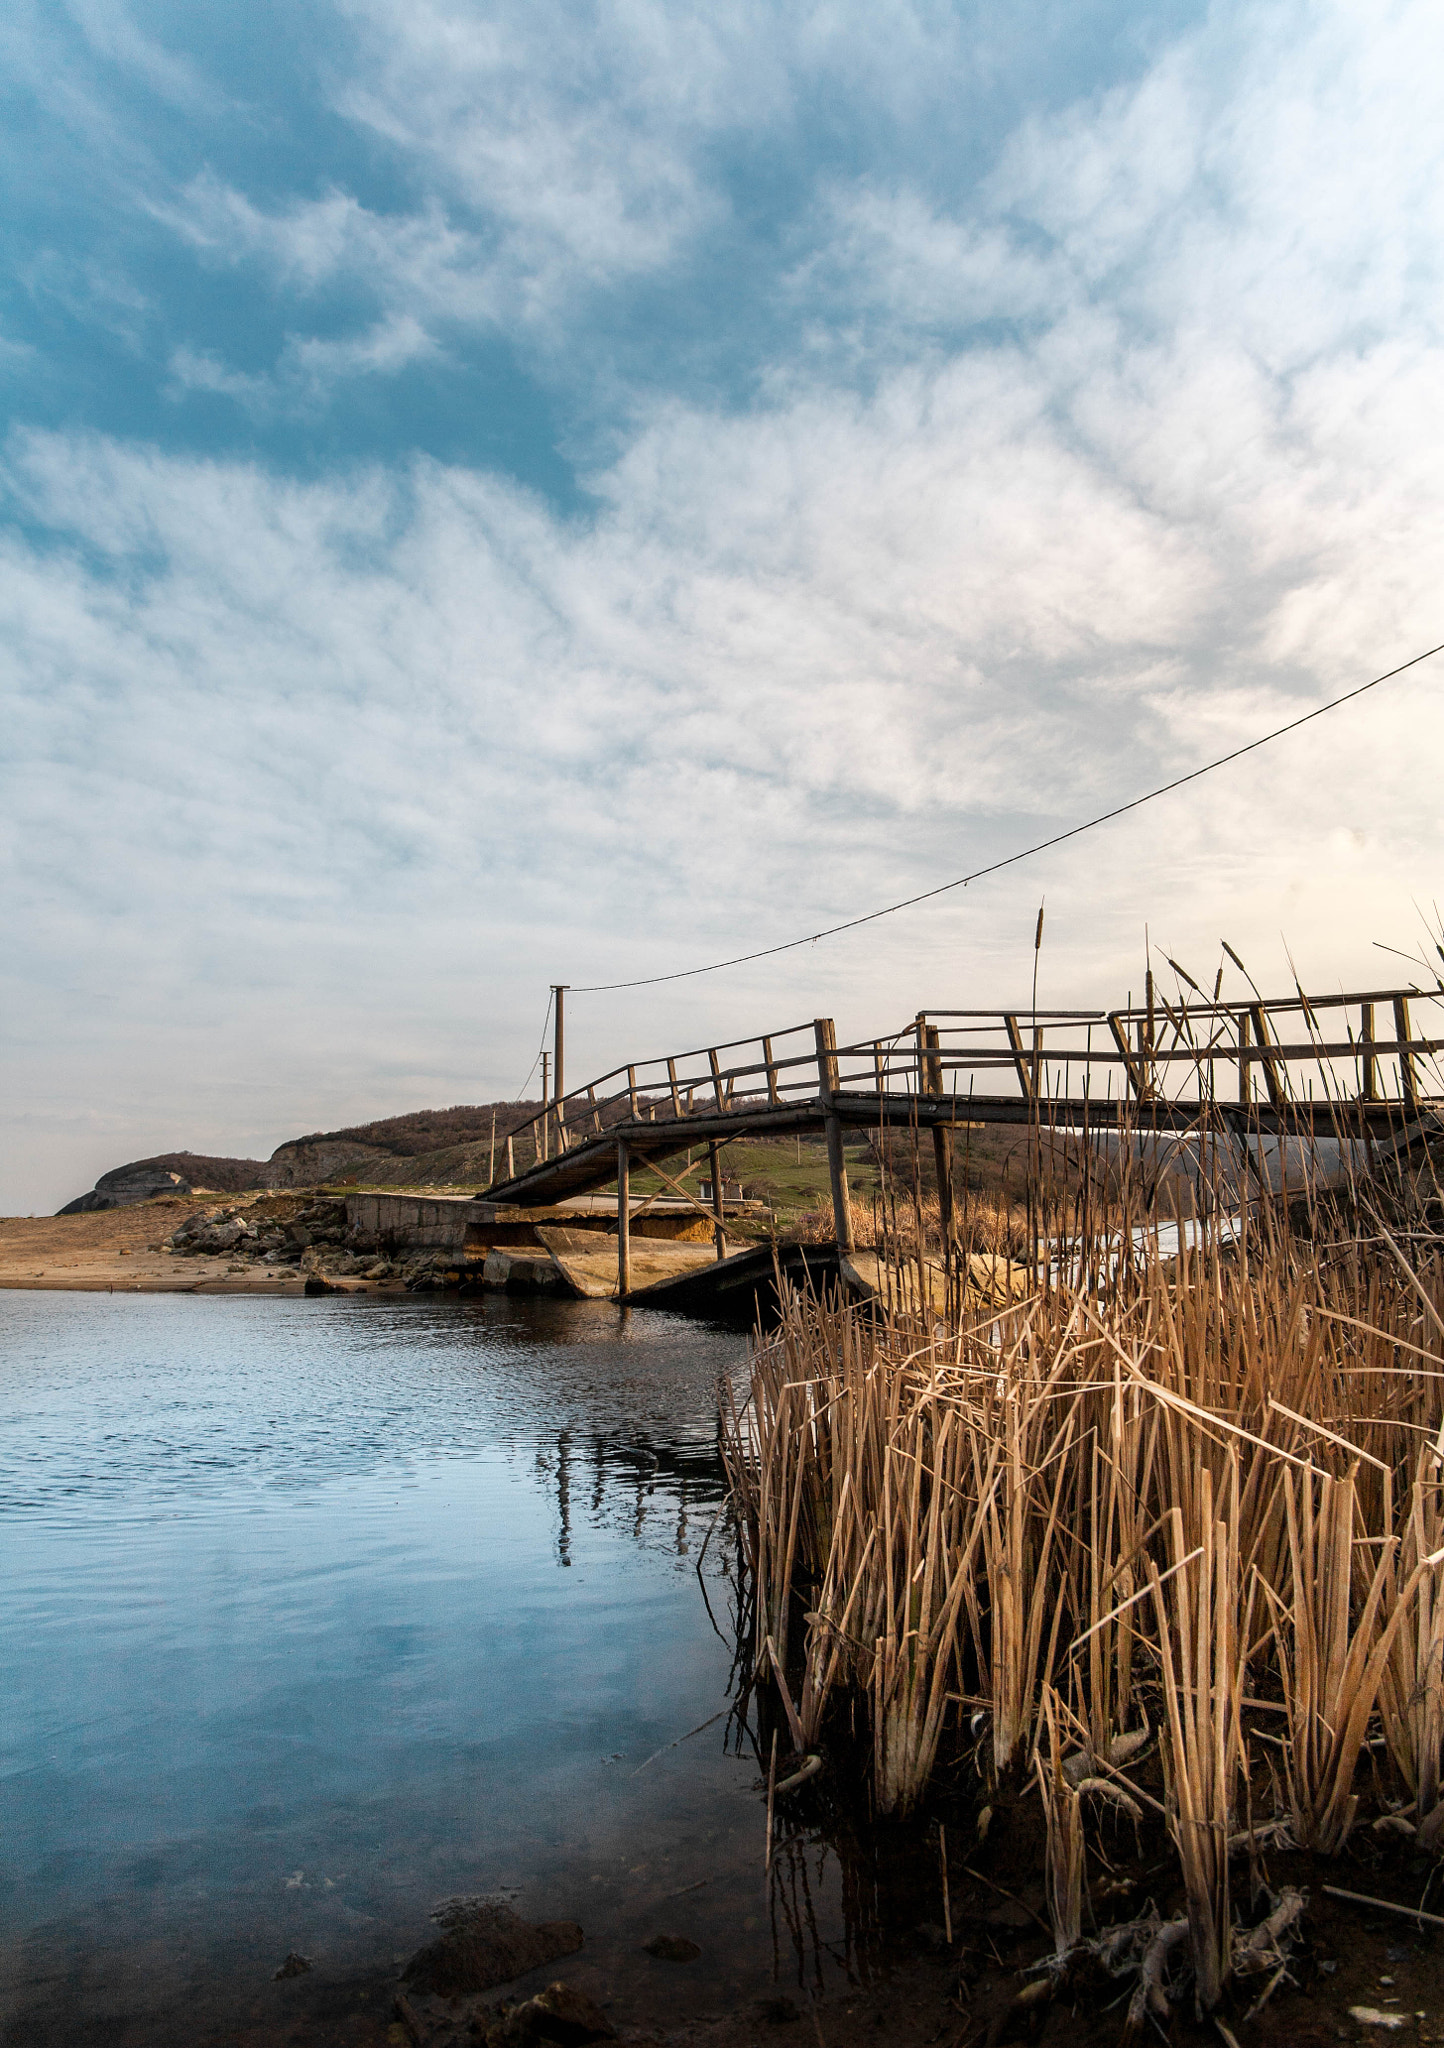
xmin=3 ymin=0 xmax=1443 ymax=1212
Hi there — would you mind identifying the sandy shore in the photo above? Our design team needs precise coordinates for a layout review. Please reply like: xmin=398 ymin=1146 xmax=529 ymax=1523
xmin=0 ymin=1197 xmax=403 ymax=1296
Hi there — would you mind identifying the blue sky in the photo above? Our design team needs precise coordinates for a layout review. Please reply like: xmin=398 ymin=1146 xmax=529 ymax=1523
xmin=4 ymin=0 xmax=1444 ymax=1210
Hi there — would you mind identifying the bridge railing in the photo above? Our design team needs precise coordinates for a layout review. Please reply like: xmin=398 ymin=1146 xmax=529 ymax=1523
xmin=913 ymin=987 xmax=1444 ymax=1116
xmin=492 ymin=983 xmax=1444 ymax=1180
xmin=504 ymin=1019 xmax=826 ymax=1166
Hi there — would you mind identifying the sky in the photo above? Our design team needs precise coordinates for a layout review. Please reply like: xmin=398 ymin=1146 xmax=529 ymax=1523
xmin=4 ymin=0 xmax=1444 ymax=1213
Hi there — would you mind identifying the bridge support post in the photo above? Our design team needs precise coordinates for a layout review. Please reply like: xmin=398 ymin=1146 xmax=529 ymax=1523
xmin=815 ymin=1018 xmax=855 ymax=1256
xmin=616 ymin=1138 xmax=631 ymax=1298
xmin=924 ymin=1023 xmax=955 ymax=1258
xmin=708 ymin=1141 xmax=728 ymax=1261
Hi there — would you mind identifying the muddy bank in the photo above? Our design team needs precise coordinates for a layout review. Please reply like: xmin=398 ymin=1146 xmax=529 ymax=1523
xmin=12 ymin=1861 xmax=1444 ymax=2048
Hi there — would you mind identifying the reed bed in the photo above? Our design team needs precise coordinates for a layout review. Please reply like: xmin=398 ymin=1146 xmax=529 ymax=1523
xmin=721 ymin=1166 xmax=1444 ymax=2016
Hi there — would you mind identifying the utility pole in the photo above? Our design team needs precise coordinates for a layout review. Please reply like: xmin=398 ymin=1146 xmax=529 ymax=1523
xmin=552 ymin=985 xmax=568 ymax=1154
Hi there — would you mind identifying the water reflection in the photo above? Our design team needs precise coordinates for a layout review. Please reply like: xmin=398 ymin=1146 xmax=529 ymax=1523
xmin=0 ymin=1291 xmax=917 ymax=2046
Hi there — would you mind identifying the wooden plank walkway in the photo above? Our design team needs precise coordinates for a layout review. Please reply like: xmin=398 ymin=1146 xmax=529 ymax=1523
xmin=483 ymin=984 xmax=1444 ymax=1295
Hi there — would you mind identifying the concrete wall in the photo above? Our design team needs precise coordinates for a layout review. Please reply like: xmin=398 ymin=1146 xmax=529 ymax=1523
xmin=346 ymin=1192 xmax=479 ymax=1252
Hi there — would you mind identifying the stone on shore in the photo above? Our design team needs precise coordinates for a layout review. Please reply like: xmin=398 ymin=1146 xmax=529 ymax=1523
xmin=401 ymin=1897 xmax=583 ymax=1997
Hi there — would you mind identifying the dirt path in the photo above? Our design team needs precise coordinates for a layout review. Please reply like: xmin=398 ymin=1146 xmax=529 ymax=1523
xmin=0 ymin=1198 xmax=398 ymax=1295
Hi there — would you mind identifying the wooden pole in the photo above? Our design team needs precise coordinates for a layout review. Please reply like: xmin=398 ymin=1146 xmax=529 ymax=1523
xmin=1395 ymin=994 xmax=1419 ymax=1109
xmin=506 ymin=1131 xmax=515 ymax=1179
xmin=1360 ymin=1000 xmax=1379 ymax=1103
xmin=708 ymin=1141 xmax=727 ymax=1261
xmin=926 ymin=1025 xmax=954 ymax=1256
xmin=814 ymin=1017 xmax=854 ymax=1255
xmin=552 ymin=985 xmax=567 ymax=1151
xmin=617 ymin=1137 xmax=631 ymax=1298
xmin=540 ymin=1051 xmax=550 ymax=1161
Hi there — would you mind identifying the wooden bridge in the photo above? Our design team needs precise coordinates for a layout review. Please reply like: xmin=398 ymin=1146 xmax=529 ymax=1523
xmin=485 ymin=984 xmax=1444 ymax=1293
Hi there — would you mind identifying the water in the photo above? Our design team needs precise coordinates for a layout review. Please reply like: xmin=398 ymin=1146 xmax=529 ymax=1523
xmin=0 ymin=1291 xmax=849 ymax=2044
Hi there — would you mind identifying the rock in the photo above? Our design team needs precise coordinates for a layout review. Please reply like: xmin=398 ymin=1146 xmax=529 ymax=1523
xmin=273 ymin=1951 xmax=312 ymax=1979
xmin=642 ymin=1935 xmax=700 ymax=1962
xmin=56 ymin=1151 xmax=268 ymax=1214
xmin=402 ymin=1898 xmax=584 ymax=1997
xmin=486 ymin=1983 xmax=616 ymax=2045
xmin=304 ymin=1275 xmax=336 ymax=1296
xmin=483 ymin=1251 xmax=561 ymax=1293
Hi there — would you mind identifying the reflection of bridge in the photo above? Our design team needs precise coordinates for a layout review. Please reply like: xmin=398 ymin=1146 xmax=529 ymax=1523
xmin=486 ymin=984 xmax=1444 ymax=1287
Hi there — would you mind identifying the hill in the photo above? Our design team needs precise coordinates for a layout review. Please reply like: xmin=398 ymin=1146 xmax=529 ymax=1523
xmin=57 ymin=1104 xmax=543 ymax=1213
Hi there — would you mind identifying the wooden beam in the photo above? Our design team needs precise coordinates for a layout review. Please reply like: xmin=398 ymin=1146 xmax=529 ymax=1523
xmin=814 ymin=1017 xmax=841 ymax=1098
xmin=1395 ymin=994 xmax=1419 ymax=1108
xmin=1249 ymin=1004 xmax=1285 ymax=1108
xmin=1237 ymin=1008 xmax=1251 ymax=1106
xmin=629 ymin=1151 xmax=716 ymax=1226
xmin=707 ymin=1141 xmax=728 ymax=1261
xmin=762 ymin=1037 xmax=780 ymax=1107
xmin=616 ymin=1138 xmax=631 ymax=1297
xmin=708 ymin=1047 xmax=727 ymax=1112
xmin=812 ymin=1021 xmax=854 ymax=1254
xmin=1106 ymin=1012 xmax=1148 ymax=1100
xmin=1359 ymin=1000 xmax=1379 ymax=1103
xmin=667 ymin=1058 xmax=682 ymax=1117
xmin=1004 ymin=1014 xmax=1036 ymax=1100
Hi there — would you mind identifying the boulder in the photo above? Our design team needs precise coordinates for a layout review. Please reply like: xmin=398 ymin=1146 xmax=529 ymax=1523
xmin=482 ymin=1983 xmax=615 ymax=2046
xmin=402 ymin=1898 xmax=583 ymax=1997
xmin=483 ymin=1251 xmax=562 ymax=1293
xmin=642 ymin=1935 xmax=701 ymax=1962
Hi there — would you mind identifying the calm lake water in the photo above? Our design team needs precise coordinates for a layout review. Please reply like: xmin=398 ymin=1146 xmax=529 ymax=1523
xmin=0 ymin=1291 xmax=860 ymax=2044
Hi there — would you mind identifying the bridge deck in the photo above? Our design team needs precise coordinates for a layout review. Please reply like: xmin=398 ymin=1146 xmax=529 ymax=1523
xmin=483 ymin=1085 xmax=1441 ymax=1209
xmin=481 ymin=986 xmax=1444 ymax=1256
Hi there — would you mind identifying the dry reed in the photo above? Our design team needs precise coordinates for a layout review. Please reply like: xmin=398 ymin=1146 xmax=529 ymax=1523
xmin=722 ymin=1129 xmax=1444 ymax=2015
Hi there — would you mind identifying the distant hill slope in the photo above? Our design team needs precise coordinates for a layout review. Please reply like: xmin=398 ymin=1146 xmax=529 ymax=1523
xmin=57 ymin=1104 xmax=544 ymax=1213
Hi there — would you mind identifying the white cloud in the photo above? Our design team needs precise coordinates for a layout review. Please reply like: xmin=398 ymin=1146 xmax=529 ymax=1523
xmin=6 ymin=0 xmax=1444 ymax=1210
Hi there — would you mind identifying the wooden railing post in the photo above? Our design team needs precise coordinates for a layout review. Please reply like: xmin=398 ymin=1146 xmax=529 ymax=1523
xmin=708 ymin=1048 xmax=727 ymax=1111
xmin=708 ymin=1140 xmax=728 ymax=1261
xmin=1395 ymin=995 xmax=1419 ymax=1108
xmin=926 ymin=1023 xmax=955 ymax=1255
xmin=762 ymin=1038 xmax=780 ymax=1107
xmin=667 ymin=1058 xmax=682 ymax=1117
xmin=1359 ymin=1001 xmax=1379 ymax=1103
xmin=1007 ymin=1015 xmax=1037 ymax=1101
xmin=814 ymin=1018 xmax=854 ymax=1255
xmin=617 ymin=1138 xmax=631 ymax=1298
xmin=1238 ymin=1009 xmax=1252 ymax=1106
xmin=1249 ymin=1005 xmax=1285 ymax=1108
xmin=1107 ymin=1013 xmax=1148 ymax=1101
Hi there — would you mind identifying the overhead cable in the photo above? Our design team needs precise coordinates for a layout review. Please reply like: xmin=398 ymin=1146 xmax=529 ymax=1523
xmin=571 ymin=639 xmax=1444 ymax=994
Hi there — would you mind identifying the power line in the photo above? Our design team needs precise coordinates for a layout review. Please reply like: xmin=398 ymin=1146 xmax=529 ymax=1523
xmin=572 ymin=638 xmax=1444 ymax=994
xmin=514 ymin=989 xmax=554 ymax=1098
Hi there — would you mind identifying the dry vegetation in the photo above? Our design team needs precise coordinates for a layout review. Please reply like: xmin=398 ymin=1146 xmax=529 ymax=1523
xmin=722 ymin=1134 xmax=1444 ymax=2024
